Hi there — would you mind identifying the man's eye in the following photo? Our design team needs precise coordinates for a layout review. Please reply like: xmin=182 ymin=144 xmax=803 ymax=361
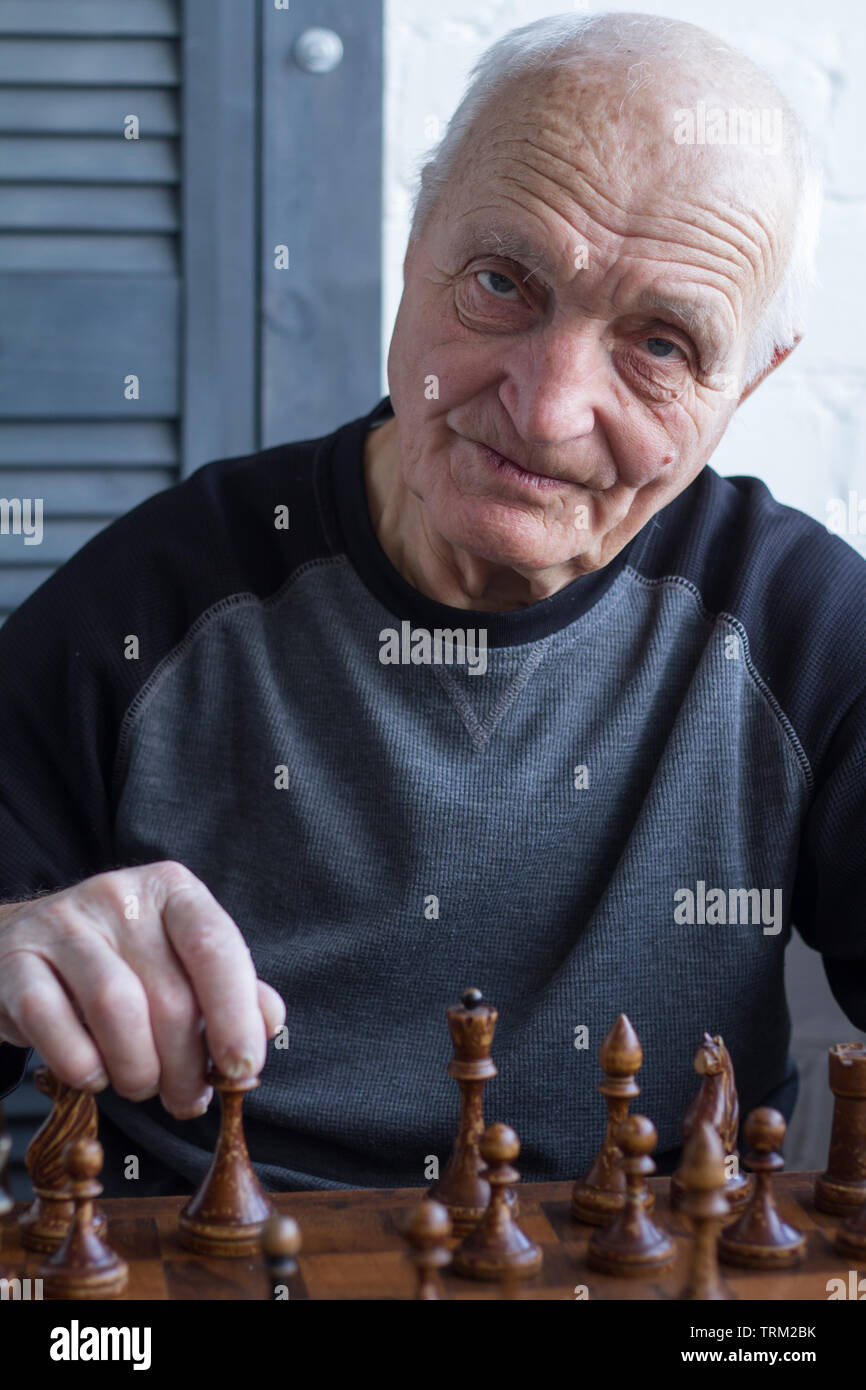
xmin=643 ymin=336 xmax=684 ymax=360
xmin=476 ymin=270 xmax=520 ymax=300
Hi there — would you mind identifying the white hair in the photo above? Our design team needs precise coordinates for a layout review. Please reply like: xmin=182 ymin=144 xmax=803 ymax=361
xmin=409 ymin=12 xmax=823 ymax=388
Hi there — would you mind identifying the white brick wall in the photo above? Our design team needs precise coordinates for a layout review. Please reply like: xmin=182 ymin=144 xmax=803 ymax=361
xmin=382 ymin=2 xmax=866 ymax=1168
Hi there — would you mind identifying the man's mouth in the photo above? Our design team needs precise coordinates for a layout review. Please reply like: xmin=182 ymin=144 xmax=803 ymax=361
xmin=474 ymin=441 xmax=565 ymax=492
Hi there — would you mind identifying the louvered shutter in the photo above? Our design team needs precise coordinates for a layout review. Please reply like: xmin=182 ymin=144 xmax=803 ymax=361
xmin=0 ymin=0 xmax=181 ymax=626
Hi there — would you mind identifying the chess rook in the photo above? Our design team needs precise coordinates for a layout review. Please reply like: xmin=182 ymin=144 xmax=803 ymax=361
xmin=835 ymin=1194 xmax=866 ymax=1260
xmin=814 ymin=1043 xmax=866 ymax=1216
xmin=178 ymin=1066 xmax=273 ymax=1257
xmin=587 ymin=1115 xmax=675 ymax=1276
xmin=718 ymin=1108 xmax=805 ymax=1268
xmin=429 ymin=987 xmax=498 ymax=1235
xmin=677 ymin=1121 xmax=731 ymax=1300
xmin=452 ymin=1123 xmax=542 ymax=1282
xmin=571 ymin=1013 xmax=654 ymax=1225
xmin=38 ymin=1138 xmax=128 ymax=1300
xmin=19 ymin=1067 xmax=107 ymax=1253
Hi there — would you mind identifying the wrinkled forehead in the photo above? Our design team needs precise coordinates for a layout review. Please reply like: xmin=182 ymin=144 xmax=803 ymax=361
xmin=441 ymin=61 xmax=796 ymax=266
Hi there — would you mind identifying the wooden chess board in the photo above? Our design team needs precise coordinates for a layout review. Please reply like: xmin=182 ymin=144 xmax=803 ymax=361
xmin=2 ymin=1172 xmax=860 ymax=1300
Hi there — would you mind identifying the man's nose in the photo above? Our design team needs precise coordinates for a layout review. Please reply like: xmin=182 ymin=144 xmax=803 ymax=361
xmin=498 ymin=326 xmax=600 ymax=444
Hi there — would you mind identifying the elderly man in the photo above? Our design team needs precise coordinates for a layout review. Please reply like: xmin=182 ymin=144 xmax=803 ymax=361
xmin=0 ymin=13 xmax=863 ymax=1197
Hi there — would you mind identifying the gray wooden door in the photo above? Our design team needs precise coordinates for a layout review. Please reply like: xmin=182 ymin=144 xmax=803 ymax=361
xmin=0 ymin=0 xmax=383 ymax=628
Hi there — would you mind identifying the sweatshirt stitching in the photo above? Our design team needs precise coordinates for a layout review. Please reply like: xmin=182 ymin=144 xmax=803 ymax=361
xmin=624 ymin=567 xmax=814 ymax=791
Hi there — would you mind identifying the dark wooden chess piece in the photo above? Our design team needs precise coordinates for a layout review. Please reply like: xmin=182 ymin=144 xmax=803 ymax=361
xmin=671 ymin=1033 xmax=751 ymax=1215
xmin=718 ymin=1108 xmax=805 ymax=1268
xmin=429 ymin=987 xmax=499 ymax=1236
xmin=835 ymin=1193 xmax=866 ymax=1260
xmin=0 ymin=1099 xmax=12 ymax=1281
xmin=402 ymin=1200 xmax=452 ymax=1299
xmin=0 ymin=1098 xmax=12 ymax=1217
xmin=571 ymin=1013 xmax=654 ymax=1224
xmin=678 ymin=1120 xmax=731 ymax=1300
xmin=38 ymin=1138 xmax=128 ymax=1299
xmin=19 ymin=1067 xmax=106 ymax=1252
xmin=814 ymin=1042 xmax=866 ymax=1215
xmin=261 ymin=1213 xmax=302 ymax=1299
xmin=178 ymin=1066 xmax=274 ymax=1257
xmin=587 ymin=1115 xmax=675 ymax=1275
xmin=452 ymin=1123 xmax=542 ymax=1282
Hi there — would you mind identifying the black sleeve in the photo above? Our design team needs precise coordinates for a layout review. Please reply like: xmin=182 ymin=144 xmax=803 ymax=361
xmin=792 ymin=693 xmax=866 ymax=1029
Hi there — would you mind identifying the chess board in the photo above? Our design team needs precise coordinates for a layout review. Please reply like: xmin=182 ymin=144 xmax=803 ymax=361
xmin=2 ymin=1172 xmax=860 ymax=1301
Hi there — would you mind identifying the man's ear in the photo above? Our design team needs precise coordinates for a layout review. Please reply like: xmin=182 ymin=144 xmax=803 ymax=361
xmin=737 ymin=335 xmax=802 ymax=406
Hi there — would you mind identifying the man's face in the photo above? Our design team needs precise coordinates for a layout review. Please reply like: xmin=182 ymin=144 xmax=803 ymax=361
xmin=385 ymin=65 xmax=791 ymax=579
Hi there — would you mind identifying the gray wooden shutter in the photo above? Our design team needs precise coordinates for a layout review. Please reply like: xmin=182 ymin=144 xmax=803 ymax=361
xmin=0 ymin=1 xmax=383 ymax=628
xmin=0 ymin=0 xmax=182 ymax=626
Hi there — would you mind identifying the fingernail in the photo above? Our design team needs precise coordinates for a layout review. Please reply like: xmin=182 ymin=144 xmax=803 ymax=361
xmin=79 ymin=1070 xmax=109 ymax=1091
xmin=126 ymin=1084 xmax=160 ymax=1103
xmin=221 ymin=1053 xmax=256 ymax=1079
xmin=170 ymin=1092 xmax=212 ymax=1120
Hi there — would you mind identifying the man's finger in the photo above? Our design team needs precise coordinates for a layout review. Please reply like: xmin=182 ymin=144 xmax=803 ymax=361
xmin=2 ymin=953 xmax=109 ymax=1091
xmin=158 ymin=873 xmax=265 ymax=1079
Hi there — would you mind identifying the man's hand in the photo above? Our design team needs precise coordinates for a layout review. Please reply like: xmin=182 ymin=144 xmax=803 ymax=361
xmin=0 ymin=861 xmax=285 ymax=1118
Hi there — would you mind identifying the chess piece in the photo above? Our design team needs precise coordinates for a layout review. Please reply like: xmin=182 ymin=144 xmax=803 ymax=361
xmin=678 ymin=1120 xmax=731 ymax=1300
xmin=402 ymin=1200 xmax=452 ymax=1299
xmin=814 ymin=1042 xmax=866 ymax=1215
xmin=571 ymin=1013 xmax=654 ymax=1224
xmin=0 ymin=1098 xmax=12 ymax=1217
xmin=38 ymin=1138 xmax=128 ymax=1299
xmin=261 ymin=1213 xmax=302 ymax=1299
xmin=452 ymin=1123 xmax=542 ymax=1282
xmin=587 ymin=1115 xmax=675 ymax=1275
xmin=718 ymin=1108 xmax=805 ymax=1268
xmin=0 ymin=1100 xmax=11 ymax=1281
xmin=19 ymin=1067 xmax=106 ymax=1252
xmin=178 ymin=1066 xmax=274 ymax=1257
xmin=835 ymin=1194 xmax=866 ymax=1260
xmin=429 ymin=988 xmax=499 ymax=1236
xmin=671 ymin=1033 xmax=752 ymax=1215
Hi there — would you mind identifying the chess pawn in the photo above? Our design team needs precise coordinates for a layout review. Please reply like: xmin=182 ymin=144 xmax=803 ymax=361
xmin=178 ymin=1067 xmax=274 ymax=1257
xmin=718 ymin=1108 xmax=805 ymax=1268
xmin=19 ymin=1067 xmax=107 ymax=1252
xmin=429 ymin=988 xmax=499 ymax=1236
xmin=261 ymin=1214 xmax=302 ymax=1300
xmin=38 ymin=1138 xmax=128 ymax=1299
xmin=835 ymin=1193 xmax=866 ymax=1260
xmin=571 ymin=1013 xmax=654 ymax=1224
xmin=452 ymin=1123 xmax=542 ymax=1282
xmin=402 ymin=1200 xmax=452 ymax=1299
xmin=671 ymin=1033 xmax=752 ymax=1215
xmin=815 ymin=1042 xmax=866 ymax=1215
xmin=678 ymin=1121 xmax=731 ymax=1300
xmin=587 ymin=1115 xmax=675 ymax=1276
